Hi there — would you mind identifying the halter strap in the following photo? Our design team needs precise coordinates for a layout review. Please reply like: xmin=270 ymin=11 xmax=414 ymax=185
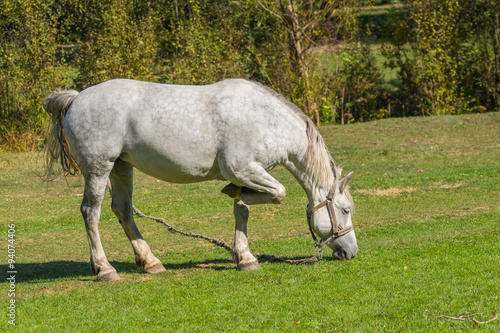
xmin=306 ymin=184 xmax=353 ymax=257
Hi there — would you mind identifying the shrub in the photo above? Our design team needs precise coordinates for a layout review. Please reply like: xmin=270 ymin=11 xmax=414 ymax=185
xmin=75 ymin=0 xmax=159 ymax=89
xmin=0 ymin=0 xmax=66 ymax=151
xmin=381 ymin=0 xmax=500 ymax=115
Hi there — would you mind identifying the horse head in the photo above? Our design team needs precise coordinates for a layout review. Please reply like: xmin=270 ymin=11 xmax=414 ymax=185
xmin=307 ymin=168 xmax=358 ymax=261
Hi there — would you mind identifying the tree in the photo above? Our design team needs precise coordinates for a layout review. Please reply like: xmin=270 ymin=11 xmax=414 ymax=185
xmin=255 ymin=0 xmax=358 ymax=124
xmin=75 ymin=0 xmax=158 ymax=89
xmin=382 ymin=0 xmax=500 ymax=115
xmin=0 ymin=0 xmax=65 ymax=150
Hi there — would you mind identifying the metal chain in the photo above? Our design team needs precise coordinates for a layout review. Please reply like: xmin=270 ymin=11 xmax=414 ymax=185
xmin=315 ymin=246 xmax=323 ymax=260
xmin=132 ymin=205 xmax=319 ymax=265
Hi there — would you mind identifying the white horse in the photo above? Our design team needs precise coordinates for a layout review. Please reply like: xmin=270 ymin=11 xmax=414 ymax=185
xmin=44 ymin=79 xmax=357 ymax=281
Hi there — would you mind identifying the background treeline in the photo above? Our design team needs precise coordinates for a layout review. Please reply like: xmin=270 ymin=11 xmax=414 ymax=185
xmin=0 ymin=0 xmax=499 ymax=151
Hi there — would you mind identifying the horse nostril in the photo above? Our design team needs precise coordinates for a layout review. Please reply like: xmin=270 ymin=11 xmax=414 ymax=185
xmin=332 ymin=249 xmax=347 ymax=261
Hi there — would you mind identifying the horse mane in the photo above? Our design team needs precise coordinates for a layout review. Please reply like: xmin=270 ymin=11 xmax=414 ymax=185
xmin=245 ymin=79 xmax=336 ymax=189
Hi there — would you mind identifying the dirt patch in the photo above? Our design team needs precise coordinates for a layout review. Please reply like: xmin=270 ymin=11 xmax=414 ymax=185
xmin=357 ymin=182 xmax=467 ymax=197
xmin=41 ymin=288 xmax=56 ymax=295
xmin=433 ymin=181 xmax=466 ymax=189
xmin=356 ymin=187 xmax=417 ymax=196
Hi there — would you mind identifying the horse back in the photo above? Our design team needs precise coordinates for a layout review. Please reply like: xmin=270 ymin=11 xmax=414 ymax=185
xmin=64 ymin=79 xmax=307 ymax=182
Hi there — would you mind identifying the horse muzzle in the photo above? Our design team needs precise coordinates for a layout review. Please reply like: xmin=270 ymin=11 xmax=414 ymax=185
xmin=332 ymin=246 xmax=358 ymax=261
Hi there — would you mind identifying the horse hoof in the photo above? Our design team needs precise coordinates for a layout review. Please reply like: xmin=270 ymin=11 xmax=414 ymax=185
xmin=97 ymin=270 xmax=121 ymax=282
xmin=144 ymin=262 xmax=167 ymax=274
xmin=221 ymin=183 xmax=241 ymax=198
xmin=238 ymin=260 xmax=261 ymax=271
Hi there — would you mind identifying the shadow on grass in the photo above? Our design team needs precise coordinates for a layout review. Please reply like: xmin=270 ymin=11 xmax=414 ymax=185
xmin=162 ymin=258 xmax=234 ymax=271
xmin=0 ymin=254 xmax=326 ymax=283
xmin=0 ymin=258 xmax=235 ymax=283
xmin=0 ymin=261 xmax=136 ymax=283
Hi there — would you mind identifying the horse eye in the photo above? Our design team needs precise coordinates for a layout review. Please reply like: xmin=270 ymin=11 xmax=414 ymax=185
xmin=342 ymin=208 xmax=350 ymax=215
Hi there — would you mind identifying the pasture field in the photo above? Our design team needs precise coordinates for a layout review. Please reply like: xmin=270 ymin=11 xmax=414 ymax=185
xmin=1 ymin=113 xmax=499 ymax=332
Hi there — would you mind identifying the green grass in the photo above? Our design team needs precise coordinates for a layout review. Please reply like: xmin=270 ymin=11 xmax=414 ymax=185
xmin=1 ymin=113 xmax=499 ymax=331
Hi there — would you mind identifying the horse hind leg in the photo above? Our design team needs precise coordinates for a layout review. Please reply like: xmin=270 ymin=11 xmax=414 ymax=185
xmin=81 ymin=167 xmax=121 ymax=281
xmin=109 ymin=159 xmax=166 ymax=274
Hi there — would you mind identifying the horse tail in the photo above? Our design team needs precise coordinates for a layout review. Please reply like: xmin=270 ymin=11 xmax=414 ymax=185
xmin=43 ymin=89 xmax=80 ymax=179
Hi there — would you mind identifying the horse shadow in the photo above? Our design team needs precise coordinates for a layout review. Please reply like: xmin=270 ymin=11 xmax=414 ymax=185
xmin=0 ymin=258 xmax=233 ymax=283
xmin=0 ymin=254 xmax=325 ymax=283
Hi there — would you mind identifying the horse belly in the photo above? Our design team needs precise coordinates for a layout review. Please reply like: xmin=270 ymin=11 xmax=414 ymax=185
xmin=120 ymin=147 xmax=223 ymax=183
xmin=120 ymin=119 xmax=223 ymax=183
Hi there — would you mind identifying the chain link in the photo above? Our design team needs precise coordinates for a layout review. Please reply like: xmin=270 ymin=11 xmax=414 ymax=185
xmin=133 ymin=204 xmax=320 ymax=265
xmin=315 ymin=246 xmax=323 ymax=260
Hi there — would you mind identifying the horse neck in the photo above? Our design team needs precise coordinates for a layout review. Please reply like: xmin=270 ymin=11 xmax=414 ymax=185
xmin=281 ymin=112 xmax=335 ymax=205
xmin=285 ymin=154 xmax=334 ymax=207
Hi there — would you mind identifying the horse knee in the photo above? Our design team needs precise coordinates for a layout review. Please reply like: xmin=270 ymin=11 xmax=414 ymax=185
xmin=80 ymin=203 xmax=89 ymax=218
xmin=81 ymin=202 xmax=98 ymax=221
xmin=271 ymin=185 xmax=286 ymax=204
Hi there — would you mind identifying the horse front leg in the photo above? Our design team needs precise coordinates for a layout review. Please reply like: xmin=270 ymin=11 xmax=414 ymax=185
xmin=222 ymin=163 xmax=286 ymax=271
xmin=232 ymin=199 xmax=261 ymax=271
xmin=82 ymin=172 xmax=120 ymax=281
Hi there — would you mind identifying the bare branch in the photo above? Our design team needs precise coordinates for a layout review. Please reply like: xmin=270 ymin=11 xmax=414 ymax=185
xmin=298 ymin=24 xmax=339 ymax=53
xmin=426 ymin=310 xmax=500 ymax=325
xmin=472 ymin=313 xmax=500 ymax=325
xmin=255 ymin=0 xmax=284 ymax=22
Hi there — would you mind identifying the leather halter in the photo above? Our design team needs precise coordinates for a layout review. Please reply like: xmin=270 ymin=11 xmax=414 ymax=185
xmin=306 ymin=182 xmax=353 ymax=258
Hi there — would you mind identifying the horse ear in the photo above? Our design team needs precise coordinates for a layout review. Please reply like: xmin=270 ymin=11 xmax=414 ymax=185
xmin=330 ymin=160 xmax=339 ymax=180
xmin=339 ymin=172 xmax=353 ymax=193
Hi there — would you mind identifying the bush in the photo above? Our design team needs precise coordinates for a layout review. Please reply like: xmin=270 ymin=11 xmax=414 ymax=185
xmin=337 ymin=45 xmax=385 ymax=122
xmin=0 ymin=0 xmax=67 ymax=151
xmin=75 ymin=0 xmax=159 ymax=89
xmin=381 ymin=0 xmax=500 ymax=115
